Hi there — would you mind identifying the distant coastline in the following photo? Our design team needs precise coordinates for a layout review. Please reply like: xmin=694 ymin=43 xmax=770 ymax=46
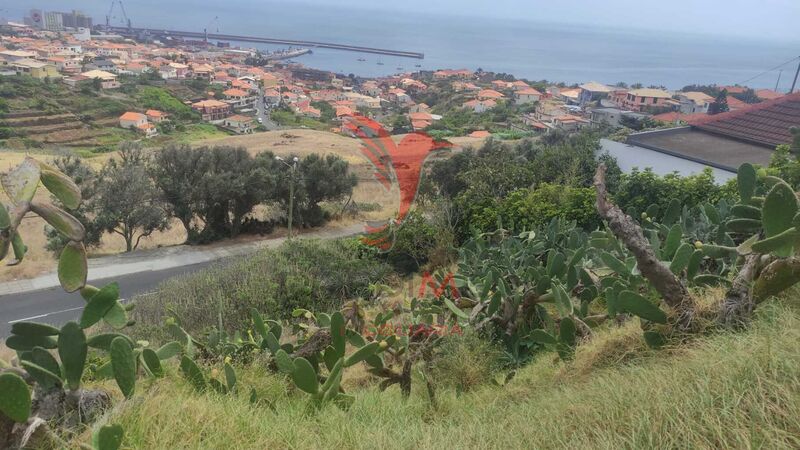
xmin=7 ymin=2 xmax=799 ymax=89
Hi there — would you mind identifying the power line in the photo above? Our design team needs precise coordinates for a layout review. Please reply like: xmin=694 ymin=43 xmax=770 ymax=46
xmin=738 ymin=55 xmax=800 ymax=86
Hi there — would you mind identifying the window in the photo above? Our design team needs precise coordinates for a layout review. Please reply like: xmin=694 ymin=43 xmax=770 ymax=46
xmin=640 ymin=97 xmax=645 ymax=103
xmin=652 ymin=97 xmax=657 ymax=104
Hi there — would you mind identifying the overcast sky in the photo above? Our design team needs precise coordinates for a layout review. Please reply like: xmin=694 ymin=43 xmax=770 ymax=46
xmin=4 ymin=0 xmax=800 ymax=41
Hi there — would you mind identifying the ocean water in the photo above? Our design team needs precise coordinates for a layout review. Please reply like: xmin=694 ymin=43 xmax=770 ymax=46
xmin=8 ymin=1 xmax=800 ymax=89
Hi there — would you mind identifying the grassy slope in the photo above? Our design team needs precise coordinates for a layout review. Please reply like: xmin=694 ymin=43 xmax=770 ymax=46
xmin=77 ymin=299 xmax=800 ymax=449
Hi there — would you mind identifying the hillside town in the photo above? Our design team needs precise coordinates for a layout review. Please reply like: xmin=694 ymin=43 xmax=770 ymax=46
xmin=1 ymin=12 xmax=794 ymax=150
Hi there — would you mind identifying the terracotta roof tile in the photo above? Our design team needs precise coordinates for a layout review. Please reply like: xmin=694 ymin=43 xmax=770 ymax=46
xmin=689 ymin=92 xmax=800 ymax=147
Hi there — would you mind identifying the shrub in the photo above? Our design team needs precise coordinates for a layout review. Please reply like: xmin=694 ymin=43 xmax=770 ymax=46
xmin=431 ymin=330 xmax=505 ymax=392
xmin=472 ymin=183 xmax=600 ymax=232
xmin=613 ymin=167 xmax=727 ymax=216
xmin=129 ymin=239 xmax=393 ymax=339
xmin=382 ymin=210 xmax=439 ymax=274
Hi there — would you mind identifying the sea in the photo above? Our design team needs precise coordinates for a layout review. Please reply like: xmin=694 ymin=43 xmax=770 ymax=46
xmin=7 ymin=1 xmax=800 ymax=90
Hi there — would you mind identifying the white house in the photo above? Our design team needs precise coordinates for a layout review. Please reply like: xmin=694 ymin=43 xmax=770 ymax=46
xmin=514 ymin=88 xmax=542 ymax=104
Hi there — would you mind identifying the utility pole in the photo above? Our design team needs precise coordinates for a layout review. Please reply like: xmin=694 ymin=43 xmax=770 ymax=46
xmin=276 ymin=156 xmax=299 ymax=239
xmin=775 ymin=70 xmax=782 ymax=92
xmin=790 ymin=57 xmax=800 ymax=94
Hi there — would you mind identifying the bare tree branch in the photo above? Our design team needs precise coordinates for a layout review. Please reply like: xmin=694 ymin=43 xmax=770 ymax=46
xmin=594 ymin=164 xmax=696 ymax=328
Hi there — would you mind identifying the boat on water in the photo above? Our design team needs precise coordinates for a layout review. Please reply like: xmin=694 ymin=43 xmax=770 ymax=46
xmin=414 ymin=64 xmax=422 ymax=67
xmin=396 ymin=67 xmax=403 ymax=70
xmin=357 ymin=58 xmax=366 ymax=62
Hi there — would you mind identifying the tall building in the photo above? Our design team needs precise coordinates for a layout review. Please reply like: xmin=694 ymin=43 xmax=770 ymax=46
xmin=43 ymin=11 xmax=64 ymax=31
xmin=60 ymin=10 xmax=93 ymax=29
xmin=24 ymin=9 xmax=44 ymax=29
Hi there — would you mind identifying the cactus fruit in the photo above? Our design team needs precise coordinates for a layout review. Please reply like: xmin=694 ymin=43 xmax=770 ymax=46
xmin=0 ymin=372 xmax=31 ymax=423
xmin=110 ymin=337 xmax=136 ymax=399
xmin=693 ymin=240 xmax=703 ymax=249
xmin=617 ymin=291 xmax=667 ymax=324
xmin=80 ymin=282 xmax=120 ymax=329
xmin=58 ymin=321 xmax=87 ymax=390
xmin=378 ymin=340 xmax=388 ymax=350
xmin=92 ymin=424 xmax=124 ymax=450
xmin=58 ymin=241 xmax=87 ymax=293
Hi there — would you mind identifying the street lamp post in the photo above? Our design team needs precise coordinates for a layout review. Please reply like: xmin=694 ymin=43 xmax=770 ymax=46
xmin=276 ymin=156 xmax=299 ymax=239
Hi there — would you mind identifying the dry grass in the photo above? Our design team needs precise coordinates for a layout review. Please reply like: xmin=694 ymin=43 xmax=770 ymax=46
xmin=66 ymin=298 xmax=800 ymax=449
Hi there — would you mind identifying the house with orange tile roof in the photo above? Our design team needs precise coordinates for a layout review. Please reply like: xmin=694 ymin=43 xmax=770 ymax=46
xmin=222 ymin=115 xmax=254 ymax=134
xmin=192 ymin=99 xmax=232 ymax=121
xmin=452 ymin=81 xmax=480 ymax=92
xmin=145 ymin=110 xmax=168 ymax=123
xmin=119 ymin=112 xmax=147 ymax=129
xmin=298 ymin=105 xmax=321 ymax=119
xmin=469 ymin=130 xmax=491 ymax=138
xmin=552 ymin=114 xmax=590 ymax=131
xmin=515 ymin=87 xmax=542 ymax=104
xmin=264 ymin=89 xmax=281 ymax=106
xmin=137 ymin=122 xmax=158 ymax=138
xmin=676 ymin=91 xmax=714 ymax=114
xmin=755 ymin=89 xmax=783 ymax=101
xmin=335 ymin=105 xmax=354 ymax=118
xmin=463 ymin=99 xmax=497 ymax=113
xmin=477 ymin=89 xmax=505 ymax=100
xmin=433 ymin=69 xmax=473 ymax=80
xmin=223 ymin=88 xmax=255 ymax=109
xmin=618 ymin=88 xmax=672 ymax=112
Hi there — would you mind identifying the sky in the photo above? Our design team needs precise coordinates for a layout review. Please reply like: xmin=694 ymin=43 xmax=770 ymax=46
xmin=3 ymin=0 xmax=800 ymax=42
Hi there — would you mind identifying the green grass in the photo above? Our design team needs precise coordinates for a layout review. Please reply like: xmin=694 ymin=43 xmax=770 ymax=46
xmin=80 ymin=297 xmax=800 ymax=449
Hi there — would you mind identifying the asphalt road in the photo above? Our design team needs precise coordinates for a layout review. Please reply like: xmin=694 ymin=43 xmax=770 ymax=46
xmin=0 ymin=260 xmax=221 ymax=339
xmin=256 ymin=87 xmax=279 ymax=131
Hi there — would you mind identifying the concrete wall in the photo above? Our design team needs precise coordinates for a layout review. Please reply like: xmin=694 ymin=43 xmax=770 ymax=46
xmin=599 ymin=138 xmax=735 ymax=184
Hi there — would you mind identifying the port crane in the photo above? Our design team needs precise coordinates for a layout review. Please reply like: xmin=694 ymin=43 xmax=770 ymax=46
xmin=105 ymin=0 xmax=131 ymax=29
xmin=204 ymin=16 xmax=220 ymax=43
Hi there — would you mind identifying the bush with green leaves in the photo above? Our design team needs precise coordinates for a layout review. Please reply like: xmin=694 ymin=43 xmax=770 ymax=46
xmin=444 ymin=162 xmax=800 ymax=364
xmin=470 ymin=183 xmax=600 ymax=233
xmin=129 ymin=238 xmax=394 ymax=340
xmin=612 ymin=167 xmax=729 ymax=218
